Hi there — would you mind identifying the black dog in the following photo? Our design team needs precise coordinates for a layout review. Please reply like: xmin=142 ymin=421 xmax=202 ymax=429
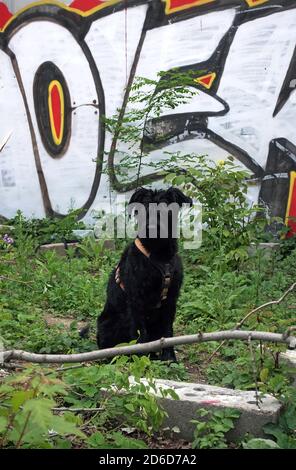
xmin=96 ymin=187 xmax=192 ymax=361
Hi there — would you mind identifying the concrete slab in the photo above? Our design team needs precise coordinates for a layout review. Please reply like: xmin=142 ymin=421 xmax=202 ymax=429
xmin=248 ymin=242 xmax=280 ymax=258
xmin=280 ymin=350 xmax=296 ymax=368
xmin=38 ymin=239 xmax=115 ymax=256
xmin=280 ymin=350 xmax=296 ymax=385
xmin=39 ymin=242 xmax=73 ymax=256
xmin=129 ymin=378 xmax=282 ymax=442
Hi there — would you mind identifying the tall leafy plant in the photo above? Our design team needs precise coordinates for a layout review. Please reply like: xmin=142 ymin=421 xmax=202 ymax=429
xmin=106 ymin=71 xmax=264 ymax=264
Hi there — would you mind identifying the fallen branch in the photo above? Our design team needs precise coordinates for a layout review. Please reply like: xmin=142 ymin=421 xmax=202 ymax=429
xmin=2 ymin=330 xmax=295 ymax=364
xmin=207 ymin=282 xmax=296 ymax=363
xmin=52 ymin=407 xmax=103 ymax=413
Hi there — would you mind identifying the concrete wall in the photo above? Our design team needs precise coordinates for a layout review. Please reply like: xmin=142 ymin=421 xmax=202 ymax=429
xmin=1 ymin=0 xmax=296 ymax=227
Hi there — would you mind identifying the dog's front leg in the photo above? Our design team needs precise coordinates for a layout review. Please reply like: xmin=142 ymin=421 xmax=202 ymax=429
xmin=159 ymin=305 xmax=177 ymax=362
xmin=136 ymin=316 xmax=149 ymax=344
xmin=159 ymin=331 xmax=177 ymax=362
xmin=127 ymin=303 xmax=148 ymax=344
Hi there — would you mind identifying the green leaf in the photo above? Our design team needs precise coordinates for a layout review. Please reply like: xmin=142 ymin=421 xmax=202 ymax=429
xmin=54 ymin=438 xmax=72 ymax=449
xmin=166 ymin=389 xmax=179 ymax=400
xmin=173 ymin=175 xmax=186 ymax=186
xmin=0 ymin=415 xmax=8 ymax=433
xmin=124 ymin=403 xmax=135 ymax=412
xmin=243 ymin=438 xmax=280 ymax=449
xmin=22 ymin=398 xmax=55 ymax=432
xmin=11 ymin=390 xmax=34 ymax=412
xmin=259 ymin=368 xmax=269 ymax=383
xmin=87 ymin=432 xmax=107 ymax=448
xmin=49 ymin=415 xmax=86 ymax=439
xmin=111 ymin=431 xmax=147 ymax=449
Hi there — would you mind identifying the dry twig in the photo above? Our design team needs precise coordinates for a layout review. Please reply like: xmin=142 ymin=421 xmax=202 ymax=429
xmin=206 ymin=282 xmax=296 ymax=363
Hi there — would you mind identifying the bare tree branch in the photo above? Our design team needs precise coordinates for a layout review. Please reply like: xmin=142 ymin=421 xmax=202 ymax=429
xmin=236 ymin=282 xmax=296 ymax=329
xmin=52 ymin=407 xmax=103 ymax=413
xmin=2 ymin=330 xmax=295 ymax=365
xmin=207 ymin=282 xmax=296 ymax=363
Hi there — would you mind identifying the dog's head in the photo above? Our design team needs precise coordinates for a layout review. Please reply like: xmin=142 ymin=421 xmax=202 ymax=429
xmin=128 ymin=187 xmax=192 ymax=240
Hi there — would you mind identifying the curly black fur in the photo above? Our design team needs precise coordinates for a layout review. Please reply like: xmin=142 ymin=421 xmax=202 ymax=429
xmin=96 ymin=187 xmax=192 ymax=361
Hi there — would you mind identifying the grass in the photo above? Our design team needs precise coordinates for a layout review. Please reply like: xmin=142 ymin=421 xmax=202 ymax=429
xmin=0 ymin=226 xmax=295 ymax=449
xmin=0 ymin=234 xmax=295 ymax=383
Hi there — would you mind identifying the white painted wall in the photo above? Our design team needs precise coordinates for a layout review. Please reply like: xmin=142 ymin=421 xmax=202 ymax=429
xmin=1 ymin=1 xmax=296 ymax=222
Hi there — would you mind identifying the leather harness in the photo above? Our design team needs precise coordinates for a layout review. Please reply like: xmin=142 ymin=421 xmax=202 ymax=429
xmin=115 ymin=238 xmax=173 ymax=308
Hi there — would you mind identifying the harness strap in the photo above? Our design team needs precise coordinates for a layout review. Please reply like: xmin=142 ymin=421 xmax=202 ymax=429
xmin=160 ymin=263 xmax=172 ymax=302
xmin=114 ymin=239 xmax=174 ymax=307
xmin=115 ymin=265 xmax=125 ymax=291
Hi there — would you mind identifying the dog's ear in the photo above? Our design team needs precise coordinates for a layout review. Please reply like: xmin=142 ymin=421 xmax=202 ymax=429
xmin=127 ymin=187 xmax=150 ymax=216
xmin=167 ymin=187 xmax=193 ymax=207
xmin=128 ymin=187 xmax=150 ymax=205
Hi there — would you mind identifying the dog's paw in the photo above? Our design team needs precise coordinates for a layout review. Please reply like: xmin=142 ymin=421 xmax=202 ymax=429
xmin=148 ymin=352 xmax=159 ymax=361
xmin=79 ymin=324 xmax=90 ymax=339
xmin=159 ymin=348 xmax=177 ymax=362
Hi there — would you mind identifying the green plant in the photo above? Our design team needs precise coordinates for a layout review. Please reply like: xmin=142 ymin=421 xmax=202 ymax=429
xmin=86 ymin=431 xmax=147 ymax=449
xmin=105 ymin=70 xmax=199 ymax=191
xmin=63 ymin=355 xmax=178 ymax=438
xmin=0 ymin=354 xmax=180 ymax=449
xmin=77 ymin=236 xmax=107 ymax=266
xmin=163 ymin=154 xmax=265 ymax=266
xmin=107 ymin=72 xmax=267 ymax=266
xmin=0 ymin=368 xmax=85 ymax=448
xmin=8 ymin=210 xmax=85 ymax=246
xmin=147 ymin=360 xmax=189 ymax=381
xmin=191 ymin=408 xmax=241 ymax=449
xmin=260 ymin=386 xmax=296 ymax=449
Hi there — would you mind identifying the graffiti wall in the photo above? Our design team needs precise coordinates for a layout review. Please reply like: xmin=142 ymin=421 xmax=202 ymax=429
xmin=1 ymin=0 xmax=296 ymax=231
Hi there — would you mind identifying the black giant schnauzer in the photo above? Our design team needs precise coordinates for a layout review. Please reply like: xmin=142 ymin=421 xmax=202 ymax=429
xmin=96 ymin=187 xmax=192 ymax=361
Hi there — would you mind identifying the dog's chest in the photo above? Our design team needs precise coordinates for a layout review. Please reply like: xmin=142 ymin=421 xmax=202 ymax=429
xmin=115 ymin=245 xmax=180 ymax=311
xmin=130 ymin=258 xmax=172 ymax=306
